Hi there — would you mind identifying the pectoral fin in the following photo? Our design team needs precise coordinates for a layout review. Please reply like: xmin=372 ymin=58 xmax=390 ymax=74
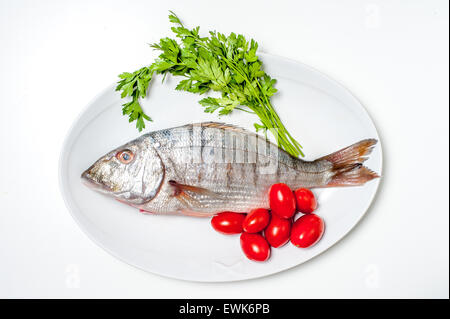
xmin=168 ymin=180 xmax=220 ymax=198
xmin=179 ymin=209 xmax=216 ymax=217
xmin=169 ymin=180 xmax=223 ymax=215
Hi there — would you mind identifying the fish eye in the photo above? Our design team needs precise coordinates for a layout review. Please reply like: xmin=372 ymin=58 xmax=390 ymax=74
xmin=116 ymin=150 xmax=134 ymax=164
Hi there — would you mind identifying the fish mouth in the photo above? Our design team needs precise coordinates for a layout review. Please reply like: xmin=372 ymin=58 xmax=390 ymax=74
xmin=81 ymin=169 xmax=112 ymax=193
xmin=81 ymin=169 xmax=146 ymax=204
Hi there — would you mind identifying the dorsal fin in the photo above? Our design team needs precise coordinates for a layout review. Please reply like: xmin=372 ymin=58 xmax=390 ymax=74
xmin=194 ymin=122 xmax=252 ymax=134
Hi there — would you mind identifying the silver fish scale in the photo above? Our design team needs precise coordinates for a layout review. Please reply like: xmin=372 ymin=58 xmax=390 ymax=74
xmin=139 ymin=123 xmax=334 ymax=214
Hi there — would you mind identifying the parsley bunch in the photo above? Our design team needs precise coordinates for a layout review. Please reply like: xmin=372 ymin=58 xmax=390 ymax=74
xmin=116 ymin=11 xmax=304 ymax=157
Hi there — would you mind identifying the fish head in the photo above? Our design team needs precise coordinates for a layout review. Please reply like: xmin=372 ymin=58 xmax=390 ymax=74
xmin=81 ymin=136 xmax=164 ymax=206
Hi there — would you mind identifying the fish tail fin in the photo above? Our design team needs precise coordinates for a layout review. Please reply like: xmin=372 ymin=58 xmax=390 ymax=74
xmin=319 ymin=139 xmax=380 ymax=187
xmin=327 ymin=164 xmax=379 ymax=187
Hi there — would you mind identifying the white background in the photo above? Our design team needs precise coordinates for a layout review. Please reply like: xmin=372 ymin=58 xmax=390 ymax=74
xmin=0 ymin=0 xmax=448 ymax=298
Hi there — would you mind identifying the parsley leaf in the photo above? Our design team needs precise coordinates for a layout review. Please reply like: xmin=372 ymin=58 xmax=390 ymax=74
xmin=116 ymin=11 xmax=304 ymax=157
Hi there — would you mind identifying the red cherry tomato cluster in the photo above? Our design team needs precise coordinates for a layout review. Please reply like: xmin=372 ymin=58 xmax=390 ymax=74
xmin=210 ymin=183 xmax=325 ymax=262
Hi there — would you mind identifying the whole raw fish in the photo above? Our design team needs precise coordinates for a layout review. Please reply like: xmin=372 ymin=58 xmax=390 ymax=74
xmin=81 ymin=122 xmax=379 ymax=216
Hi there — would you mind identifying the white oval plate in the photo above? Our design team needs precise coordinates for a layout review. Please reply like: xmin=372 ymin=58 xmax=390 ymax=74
xmin=59 ymin=53 xmax=382 ymax=282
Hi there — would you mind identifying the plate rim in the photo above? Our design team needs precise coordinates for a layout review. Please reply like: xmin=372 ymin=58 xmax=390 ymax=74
xmin=58 ymin=52 xmax=383 ymax=282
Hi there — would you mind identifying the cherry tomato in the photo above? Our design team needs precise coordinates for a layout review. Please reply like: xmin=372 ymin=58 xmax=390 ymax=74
xmin=294 ymin=188 xmax=317 ymax=214
xmin=269 ymin=183 xmax=296 ymax=219
xmin=242 ymin=208 xmax=271 ymax=233
xmin=264 ymin=214 xmax=292 ymax=248
xmin=211 ymin=212 xmax=246 ymax=235
xmin=290 ymin=214 xmax=324 ymax=248
xmin=240 ymin=232 xmax=271 ymax=262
